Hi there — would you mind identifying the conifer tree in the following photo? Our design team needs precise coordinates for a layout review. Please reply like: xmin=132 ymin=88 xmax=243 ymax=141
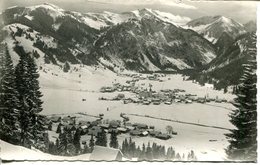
xmin=0 ymin=44 xmax=21 ymax=144
xmin=58 ymin=131 xmax=68 ymax=155
xmin=109 ymin=130 xmax=119 ymax=148
xmin=175 ymin=153 xmax=181 ymax=160
xmin=145 ymin=142 xmax=153 ymax=160
xmin=166 ymin=147 xmax=173 ymax=160
xmin=48 ymin=122 xmax=52 ymax=131
xmin=55 ymin=138 xmax=60 ymax=149
xmin=73 ymin=128 xmax=81 ymax=154
xmin=139 ymin=143 xmax=146 ymax=160
xmin=56 ymin=123 xmax=62 ymax=133
xmin=121 ymin=139 xmax=126 ymax=153
xmin=89 ymin=135 xmax=95 ymax=152
xmin=14 ymin=45 xmax=45 ymax=148
xmin=95 ymin=129 xmax=107 ymax=147
xmin=225 ymin=34 xmax=257 ymax=161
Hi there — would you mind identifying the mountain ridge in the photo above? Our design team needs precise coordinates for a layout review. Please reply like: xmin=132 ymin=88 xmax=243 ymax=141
xmin=0 ymin=3 xmax=253 ymax=79
xmin=1 ymin=3 xmax=218 ymax=72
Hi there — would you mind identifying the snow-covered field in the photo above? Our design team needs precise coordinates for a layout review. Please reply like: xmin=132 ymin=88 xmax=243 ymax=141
xmin=36 ymin=64 xmax=236 ymax=161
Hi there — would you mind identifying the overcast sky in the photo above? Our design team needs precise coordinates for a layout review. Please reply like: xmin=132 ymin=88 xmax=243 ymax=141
xmin=0 ymin=0 xmax=258 ymax=23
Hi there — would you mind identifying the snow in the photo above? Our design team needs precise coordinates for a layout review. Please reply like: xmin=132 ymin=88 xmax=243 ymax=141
xmin=205 ymin=83 xmax=214 ymax=89
xmin=6 ymin=6 xmax=18 ymax=9
xmin=237 ymin=40 xmax=247 ymax=53
xmin=132 ymin=9 xmax=191 ymax=26
xmin=204 ymin=32 xmax=217 ymax=43
xmin=183 ymin=24 xmax=210 ymax=33
xmin=153 ymin=10 xmax=191 ymax=26
xmin=76 ymin=11 xmax=133 ymax=30
xmin=4 ymin=24 xmax=46 ymax=65
xmin=52 ymin=23 xmax=62 ymax=31
xmin=132 ymin=10 xmax=140 ymax=18
xmin=3 ymin=23 xmax=60 ymax=66
xmin=168 ymin=40 xmax=182 ymax=47
xmin=183 ymin=16 xmax=245 ymax=43
xmin=28 ymin=3 xmax=65 ymax=21
xmin=203 ymin=52 xmax=216 ymax=64
xmin=99 ymin=57 xmax=114 ymax=68
xmin=73 ymin=8 xmax=191 ymax=30
xmin=0 ymin=54 xmax=237 ymax=161
xmin=139 ymin=54 xmax=160 ymax=71
xmin=3 ymin=37 xmax=20 ymax=66
xmin=35 ymin=63 xmax=236 ymax=161
xmin=0 ymin=140 xmax=90 ymax=160
xmin=81 ymin=15 xmax=107 ymax=29
xmin=219 ymin=16 xmax=232 ymax=25
xmin=24 ymin=15 xmax=33 ymax=21
xmin=164 ymin=56 xmax=191 ymax=70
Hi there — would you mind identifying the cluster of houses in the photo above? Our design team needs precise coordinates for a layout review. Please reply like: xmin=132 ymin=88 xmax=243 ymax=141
xmin=47 ymin=115 xmax=173 ymax=141
xmin=99 ymin=82 xmax=228 ymax=105
xmin=98 ymin=73 xmax=229 ymax=106
xmin=100 ymin=73 xmax=168 ymax=93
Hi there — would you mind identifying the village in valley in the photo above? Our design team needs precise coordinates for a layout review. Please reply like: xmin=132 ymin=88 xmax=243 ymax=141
xmin=40 ymin=69 xmax=234 ymax=161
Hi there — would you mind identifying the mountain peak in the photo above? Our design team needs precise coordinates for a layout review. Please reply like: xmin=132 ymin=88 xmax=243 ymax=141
xmin=26 ymin=3 xmax=65 ymax=21
xmin=29 ymin=3 xmax=65 ymax=13
xmin=139 ymin=8 xmax=153 ymax=13
xmin=217 ymin=16 xmax=233 ymax=24
xmin=185 ymin=15 xmax=246 ymax=42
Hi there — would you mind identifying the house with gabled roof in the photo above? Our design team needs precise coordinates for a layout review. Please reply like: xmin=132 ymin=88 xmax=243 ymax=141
xmin=89 ymin=146 xmax=124 ymax=161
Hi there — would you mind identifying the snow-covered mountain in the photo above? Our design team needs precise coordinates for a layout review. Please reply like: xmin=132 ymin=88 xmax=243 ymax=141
xmin=184 ymin=16 xmax=246 ymax=43
xmin=0 ymin=3 xmax=217 ymax=72
xmin=69 ymin=8 xmax=191 ymax=30
xmin=94 ymin=16 xmax=216 ymax=71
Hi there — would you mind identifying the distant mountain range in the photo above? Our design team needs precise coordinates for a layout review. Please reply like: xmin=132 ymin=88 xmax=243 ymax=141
xmin=0 ymin=3 xmax=256 ymax=87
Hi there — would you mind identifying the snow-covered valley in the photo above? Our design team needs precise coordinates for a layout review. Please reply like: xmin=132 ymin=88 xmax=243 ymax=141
xmin=36 ymin=63 xmax=236 ymax=161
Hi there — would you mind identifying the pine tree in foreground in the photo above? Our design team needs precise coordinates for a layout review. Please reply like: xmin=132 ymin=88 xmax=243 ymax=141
xmin=225 ymin=34 xmax=257 ymax=161
xmin=0 ymin=44 xmax=21 ymax=144
xmin=14 ymin=45 xmax=45 ymax=148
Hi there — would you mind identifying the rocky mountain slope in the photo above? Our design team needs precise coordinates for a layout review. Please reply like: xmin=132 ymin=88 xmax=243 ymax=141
xmin=94 ymin=12 xmax=216 ymax=71
xmin=184 ymin=16 xmax=246 ymax=43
